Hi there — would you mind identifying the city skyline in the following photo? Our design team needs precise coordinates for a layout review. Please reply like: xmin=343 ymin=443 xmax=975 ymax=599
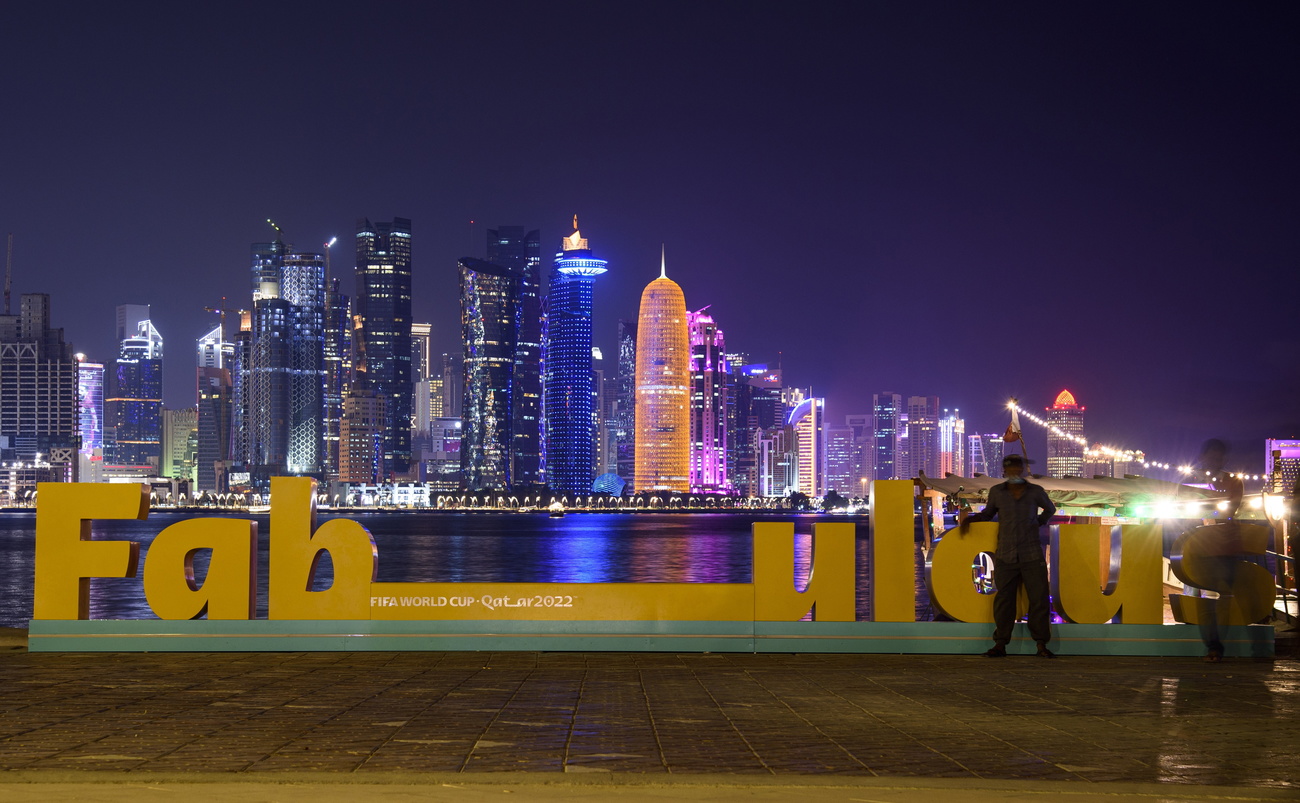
xmin=0 ymin=4 xmax=1294 ymax=472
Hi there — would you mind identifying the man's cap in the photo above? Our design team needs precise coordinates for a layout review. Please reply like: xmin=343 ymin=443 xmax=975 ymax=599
xmin=1003 ymin=454 xmax=1035 ymax=466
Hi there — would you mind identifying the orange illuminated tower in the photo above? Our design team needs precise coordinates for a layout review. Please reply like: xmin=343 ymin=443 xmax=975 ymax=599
xmin=633 ymin=250 xmax=690 ymax=492
xmin=1046 ymin=389 xmax=1085 ymax=478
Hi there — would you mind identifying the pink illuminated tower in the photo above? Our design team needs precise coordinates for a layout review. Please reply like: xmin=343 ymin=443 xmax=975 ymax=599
xmin=687 ymin=306 xmax=731 ymax=493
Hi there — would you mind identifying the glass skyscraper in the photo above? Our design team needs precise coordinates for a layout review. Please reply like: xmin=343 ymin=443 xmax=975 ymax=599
xmin=871 ymin=392 xmax=903 ymax=481
xmin=354 ymin=217 xmax=413 ymax=477
xmin=459 ymin=257 xmax=520 ymax=491
xmin=106 ymin=306 xmax=163 ymax=469
xmin=543 ymin=218 xmax=607 ymax=494
xmin=234 ymin=237 xmax=326 ymax=483
xmin=486 ymin=226 xmax=542 ymax=488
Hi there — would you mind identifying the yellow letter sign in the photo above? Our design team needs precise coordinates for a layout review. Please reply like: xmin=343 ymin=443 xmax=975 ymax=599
xmin=34 ymin=483 xmax=148 ymax=619
xmin=1051 ymin=523 xmax=1162 ymax=624
xmin=753 ymin=522 xmax=854 ymax=621
xmin=144 ymin=518 xmax=259 ymax=620
xmin=268 ymin=477 xmax=377 ymax=619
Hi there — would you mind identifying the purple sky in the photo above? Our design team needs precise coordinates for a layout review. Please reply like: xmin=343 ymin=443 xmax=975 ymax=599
xmin=1 ymin=2 xmax=1295 ymax=474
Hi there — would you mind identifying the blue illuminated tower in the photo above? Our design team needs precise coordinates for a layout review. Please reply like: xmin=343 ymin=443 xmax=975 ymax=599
xmin=106 ymin=305 xmax=163 ymax=469
xmin=543 ymin=217 xmax=607 ymax=493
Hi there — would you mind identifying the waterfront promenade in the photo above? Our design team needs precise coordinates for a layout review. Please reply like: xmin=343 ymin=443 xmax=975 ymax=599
xmin=0 ymin=629 xmax=1297 ymax=801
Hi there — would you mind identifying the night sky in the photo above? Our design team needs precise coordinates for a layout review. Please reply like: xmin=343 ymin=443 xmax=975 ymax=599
xmin=1 ymin=2 xmax=1295 ymax=474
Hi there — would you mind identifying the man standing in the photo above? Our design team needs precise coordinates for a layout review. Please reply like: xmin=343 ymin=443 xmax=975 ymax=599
xmin=959 ymin=453 xmax=1057 ymax=657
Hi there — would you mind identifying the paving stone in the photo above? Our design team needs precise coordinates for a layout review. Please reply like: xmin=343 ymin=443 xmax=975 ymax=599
xmin=1 ymin=651 xmax=1299 ymax=788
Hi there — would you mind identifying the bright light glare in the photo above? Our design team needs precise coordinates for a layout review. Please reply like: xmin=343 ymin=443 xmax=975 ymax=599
xmin=1249 ymin=497 xmax=1263 ymax=510
xmin=1265 ymin=495 xmax=1287 ymax=520
xmin=1153 ymin=500 xmax=1178 ymax=518
xmin=1216 ymin=501 xmax=1230 ymax=512
xmin=1183 ymin=501 xmax=1201 ymax=516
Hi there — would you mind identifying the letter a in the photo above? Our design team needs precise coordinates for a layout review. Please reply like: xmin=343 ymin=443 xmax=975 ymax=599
xmin=144 ymin=518 xmax=258 ymax=620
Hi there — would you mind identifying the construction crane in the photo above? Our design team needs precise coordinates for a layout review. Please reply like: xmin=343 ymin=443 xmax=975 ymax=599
xmin=203 ymin=297 xmax=249 ymax=343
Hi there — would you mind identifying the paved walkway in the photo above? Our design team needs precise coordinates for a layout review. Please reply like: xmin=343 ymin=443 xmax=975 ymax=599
xmin=1 ymin=632 xmax=1297 ymax=800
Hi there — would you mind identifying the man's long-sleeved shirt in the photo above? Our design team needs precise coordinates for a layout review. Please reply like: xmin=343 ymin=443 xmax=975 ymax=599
xmin=965 ymin=481 xmax=1056 ymax=562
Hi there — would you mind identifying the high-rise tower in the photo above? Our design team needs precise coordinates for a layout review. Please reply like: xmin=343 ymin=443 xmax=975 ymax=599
xmin=76 ymin=357 xmax=104 ymax=458
xmin=543 ymin=217 xmax=607 ymax=493
xmin=687 ymin=307 xmax=730 ymax=493
xmin=354 ymin=217 xmax=413 ymax=476
xmin=106 ymin=307 xmax=163 ymax=470
xmin=871 ymin=392 xmax=903 ymax=480
xmin=235 ymin=234 xmax=326 ymax=484
xmin=195 ymin=322 xmax=233 ymax=493
xmin=906 ymin=396 xmax=940 ymax=479
xmin=487 ymin=226 xmax=542 ymax=487
xmin=1046 ymin=389 xmax=1085 ymax=477
xmin=459 ymin=257 xmax=520 ymax=491
xmin=0 ymin=294 xmax=79 ymax=479
xmin=612 ymin=320 xmax=638 ymax=483
xmin=633 ymin=252 xmax=689 ymax=493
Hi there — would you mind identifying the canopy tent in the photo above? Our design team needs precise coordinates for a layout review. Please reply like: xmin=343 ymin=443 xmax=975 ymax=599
xmin=917 ymin=473 xmax=1225 ymax=513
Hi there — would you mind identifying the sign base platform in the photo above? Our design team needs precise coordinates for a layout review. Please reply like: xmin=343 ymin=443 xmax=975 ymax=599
xmin=27 ymin=619 xmax=1274 ymax=657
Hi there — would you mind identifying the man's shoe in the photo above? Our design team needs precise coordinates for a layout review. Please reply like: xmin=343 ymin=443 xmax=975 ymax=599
xmin=984 ymin=645 xmax=1007 ymax=658
xmin=1036 ymin=644 xmax=1055 ymax=659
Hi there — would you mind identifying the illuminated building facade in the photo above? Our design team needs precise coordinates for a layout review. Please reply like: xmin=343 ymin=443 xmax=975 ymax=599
xmin=613 ymin=319 xmax=637 ymax=482
xmin=1266 ymin=439 xmax=1300 ymax=494
xmin=731 ymin=365 xmax=783 ymax=496
xmin=77 ymin=358 xmax=104 ymax=456
xmin=233 ymin=239 xmax=326 ymax=484
xmin=458 ymin=258 xmax=519 ymax=491
xmin=845 ymin=413 xmax=871 ymax=495
xmin=789 ymin=396 xmax=824 ymax=496
xmin=106 ymin=307 xmax=163 ymax=470
xmin=339 ymin=389 xmax=385 ymax=484
xmin=871 ymin=392 xmax=903 ymax=480
xmin=938 ymin=408 xmax=964 ymax=477
xmin=196 ymin=323 xmax=233 ymax=493
xmin=1046 ymin=389 xmax=1086 ymax=477
xmin=633 ymin=255 xmax=689 ymax=493
xmin=161 ymin=406 xmax=198 ymax=482
xmin=354 ymin=217 xmax=413 ymax=476
xmin=423 ymin=416 xmax=462 ymax=492
xmin=544 ymin=218 xmax=607 ymax=493
xmin=905 ymin=396 xmax=939 ymax=480
xmin=687 ymin=307 xmax=730 ymax=493
xmin=1082 ymin=444 xmax=1145 ymax=478
xmin=0 ymin=294 xmax=79 ymax=481
xmin=487 ymin=226 xmax=543 ymax=487
xmin=824 ymin=424 xmax=854 ymax=494
xmin=322 ymin=278 xmax=350 ymax=480
xmin=758 ymin=425 xmax=796 ymax=497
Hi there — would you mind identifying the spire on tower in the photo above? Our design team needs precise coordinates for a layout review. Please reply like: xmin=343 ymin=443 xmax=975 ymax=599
xmin=660 ymin=244 xmax=666 ymax=279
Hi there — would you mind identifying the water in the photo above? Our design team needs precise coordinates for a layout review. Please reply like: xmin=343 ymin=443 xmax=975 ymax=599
xmin=0 ymin=510 xmax=929 ymax=627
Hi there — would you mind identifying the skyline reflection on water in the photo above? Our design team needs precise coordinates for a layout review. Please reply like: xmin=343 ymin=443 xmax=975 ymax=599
xmin=0 ymin=511 xmax=927 ymax=627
